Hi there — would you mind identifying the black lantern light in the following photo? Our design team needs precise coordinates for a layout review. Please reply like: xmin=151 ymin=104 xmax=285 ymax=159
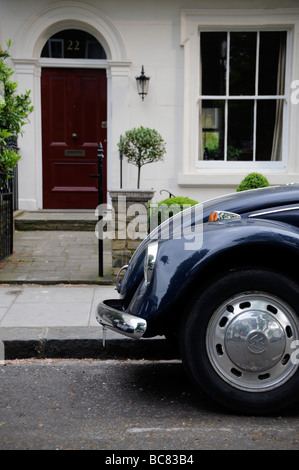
xmin=136 ymin=66 xmax=150 ymax=101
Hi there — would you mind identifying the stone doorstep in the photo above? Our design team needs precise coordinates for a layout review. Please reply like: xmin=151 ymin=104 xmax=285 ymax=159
xmin=13 ymin=210 xmax=98 ymax=231
xmin=14 ymin=219 xmax=97 ymax=232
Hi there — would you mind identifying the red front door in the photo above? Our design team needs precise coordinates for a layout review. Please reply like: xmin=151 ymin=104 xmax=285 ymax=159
xmin=41 ymin=68 xmax=107 ymax=209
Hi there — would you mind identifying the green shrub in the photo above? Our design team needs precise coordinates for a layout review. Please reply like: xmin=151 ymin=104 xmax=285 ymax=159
xmin=157 ymin=196 xmax=199 ymax=210
xmin=149 ymin=196 xmax=198 ymax=229
xmin=236 ymin=173 xmax=270 ymax=192
xmin=0 ymin=40 xmax=33 ymax=186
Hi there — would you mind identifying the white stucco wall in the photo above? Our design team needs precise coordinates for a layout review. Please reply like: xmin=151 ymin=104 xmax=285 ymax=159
xmin=1 ymin=0 xmax=299 ymax=209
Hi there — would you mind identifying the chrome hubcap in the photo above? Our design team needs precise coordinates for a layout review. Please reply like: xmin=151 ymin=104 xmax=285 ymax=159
xmin=225 ymin=311 xmax=285 ymax=372
xmin=206 ymin=293 xmax=299 ymax=392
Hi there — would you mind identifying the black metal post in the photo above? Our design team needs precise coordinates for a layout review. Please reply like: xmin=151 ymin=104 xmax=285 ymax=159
xmin=97 ymin=142 xmax=104 ymax=277
xmin=91 ymin=142 xmax=104 ymax=277
xmin=119 ymin=151 xmax=123 ymax=188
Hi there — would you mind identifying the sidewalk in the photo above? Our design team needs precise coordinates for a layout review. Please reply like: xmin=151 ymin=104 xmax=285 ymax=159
xmin=1 ymin=210 xmax=112 ymax=284
xmin=0 ymin=284 xmax=171 ymax=360
xmin=0 ymin=212 xmax=173 ymax=360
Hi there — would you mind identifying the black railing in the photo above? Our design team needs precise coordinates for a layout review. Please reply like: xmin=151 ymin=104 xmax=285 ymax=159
xmin=5 ymin=136 xmax=19 ymax=211
xmin=0 ymin=136 xmax=19 ymax=261
xmin=7 ymin=166 xmax=18 ymax=212
xmin=0 ymin=182 xmax=13 ymax=262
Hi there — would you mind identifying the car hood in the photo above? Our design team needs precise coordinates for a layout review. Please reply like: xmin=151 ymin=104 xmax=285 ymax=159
xmin=145 ymin=183 xmax=299 ymax=250
xmin=120 ymin=184 xmax=299 ymax=298
xmin=201 ymin=184 xmax=299 ymax=218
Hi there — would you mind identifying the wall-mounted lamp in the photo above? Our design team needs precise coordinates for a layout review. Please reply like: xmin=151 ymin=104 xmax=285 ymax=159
xmin=136 ymin=66 xmax=150 ymax=101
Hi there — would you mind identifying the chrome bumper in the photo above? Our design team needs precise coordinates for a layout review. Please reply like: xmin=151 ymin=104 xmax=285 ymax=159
xmin=96 ymin=299 xmax=147 ymax=339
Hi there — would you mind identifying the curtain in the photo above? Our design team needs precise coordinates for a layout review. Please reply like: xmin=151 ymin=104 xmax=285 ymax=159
xmin=271 ymin=33 xmax=286 ymax=161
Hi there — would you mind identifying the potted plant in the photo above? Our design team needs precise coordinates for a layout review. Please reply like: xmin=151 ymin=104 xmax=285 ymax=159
xmin=236 ymin=172 xmax=270 ymax=192
xmin=0 ymin=40 xmax=33 ymax=187
xmin=118 ymin=126 xmax=166 ymax=189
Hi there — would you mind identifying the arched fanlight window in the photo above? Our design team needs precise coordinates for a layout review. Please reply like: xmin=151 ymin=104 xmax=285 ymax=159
xmin=41 ymin=29 xmax=107 ymax=59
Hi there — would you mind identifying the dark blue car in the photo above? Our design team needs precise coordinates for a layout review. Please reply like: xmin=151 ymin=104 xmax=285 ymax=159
xmin=97 ymin=184 xmax=299 ymax=414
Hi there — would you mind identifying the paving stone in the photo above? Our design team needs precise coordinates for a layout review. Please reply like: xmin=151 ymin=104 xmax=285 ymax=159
xmin=0 ymin=228 xmax=112 ymax=284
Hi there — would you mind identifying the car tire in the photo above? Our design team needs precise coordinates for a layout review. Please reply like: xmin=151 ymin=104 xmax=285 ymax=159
xmin=180 ymin=269 xmax=299 ymax=414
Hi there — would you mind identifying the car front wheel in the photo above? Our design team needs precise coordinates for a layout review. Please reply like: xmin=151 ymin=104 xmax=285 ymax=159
xmin=180 ymin=269 xmax=299 ymax=414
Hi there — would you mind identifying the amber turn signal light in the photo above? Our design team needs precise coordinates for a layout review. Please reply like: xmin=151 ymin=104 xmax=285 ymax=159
xmin=208 ymin=211 xmax=241 ymax=222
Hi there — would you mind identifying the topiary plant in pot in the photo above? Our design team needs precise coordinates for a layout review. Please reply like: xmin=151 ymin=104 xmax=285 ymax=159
xmin=236 ymin=172 xmax=270 ymax=192
xmin=118 ymin=126 xmax=166 ymax=189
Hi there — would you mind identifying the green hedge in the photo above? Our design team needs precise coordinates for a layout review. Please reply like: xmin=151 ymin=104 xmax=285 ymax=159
xmin=149 ymin=196 xmax=198 ymax=229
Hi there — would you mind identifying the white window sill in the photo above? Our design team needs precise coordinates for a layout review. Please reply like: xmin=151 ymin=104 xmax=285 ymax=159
xmin=178 ymin=172 xmax=299 ymax=188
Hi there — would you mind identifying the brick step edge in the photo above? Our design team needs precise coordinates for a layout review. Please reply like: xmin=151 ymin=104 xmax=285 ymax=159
xmin=14 ymin=220 xmax=96 ymax=231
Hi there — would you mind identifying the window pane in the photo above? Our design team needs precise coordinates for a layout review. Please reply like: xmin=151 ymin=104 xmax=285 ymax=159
xmin=229 ymin=32 xmax=256 ymax=96
xmin=200 ymin=32 xmax=227 ymax=95
xmin=256 ymin=100 xmax=282 ymax=161
xmin=228 ymin=100 xmax=253 ymax=160
xmin=48 ymin=40 xmax=63 ymax=58
xmin=258 ymin=32 xmax=286 ymax=96
xmin=41 ymin=29 xmax=107 ymax=59
xmin=200 ymin=100 xmax=225 ymax=160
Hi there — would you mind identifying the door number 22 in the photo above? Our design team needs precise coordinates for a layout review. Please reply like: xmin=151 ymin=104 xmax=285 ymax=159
xmin=67 ymin=40 xmax=80 ymax=51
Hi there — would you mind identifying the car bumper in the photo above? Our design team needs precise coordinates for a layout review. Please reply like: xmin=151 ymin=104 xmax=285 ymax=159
xmin=96 ymin=299 xmax=147 ymax=339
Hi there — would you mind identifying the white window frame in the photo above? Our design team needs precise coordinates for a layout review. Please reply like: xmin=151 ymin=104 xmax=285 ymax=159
xmin=179 ymin=9 xmax=299 ymax=186
xmin=198 ymin=29 xmax=290 ymax=169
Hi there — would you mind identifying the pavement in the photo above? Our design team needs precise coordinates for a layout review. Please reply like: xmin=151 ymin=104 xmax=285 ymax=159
xmin=0 ymin=211 xmax=173 ymax=361
xmin=8 ymin=210 xmax=111 ymax=284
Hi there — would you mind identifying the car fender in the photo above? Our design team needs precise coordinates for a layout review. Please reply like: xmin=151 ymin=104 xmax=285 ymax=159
xmin=126 ymin=218 xmax=299 ymax=323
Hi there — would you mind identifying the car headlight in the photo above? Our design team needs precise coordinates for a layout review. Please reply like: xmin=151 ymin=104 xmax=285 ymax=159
xmin=208 ymin=211 xmax=241 ymax=222
xmin=144 ymin=242 xmax=159 ymax=286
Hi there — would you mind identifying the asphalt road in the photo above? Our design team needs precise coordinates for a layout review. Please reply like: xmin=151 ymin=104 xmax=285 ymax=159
xmin=0 ymin=359 xmax=298 ymax=451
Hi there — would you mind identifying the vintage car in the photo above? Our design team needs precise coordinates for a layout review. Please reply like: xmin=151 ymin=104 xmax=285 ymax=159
xmin=97 ymin=184 xmax=299 ymax=414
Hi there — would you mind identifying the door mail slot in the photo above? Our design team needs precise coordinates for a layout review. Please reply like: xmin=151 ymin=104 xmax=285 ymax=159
xmin=64 ymin=150 xmax=85 ymax=157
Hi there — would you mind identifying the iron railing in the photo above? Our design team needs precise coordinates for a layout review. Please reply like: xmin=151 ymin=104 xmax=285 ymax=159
xmin=0 ymin=182 xmax=13 ymax=262
xmin=0 ymin=135 xmax=19 ymax=261
xmin=7 ymin=165 xmax=18 ymax=212
xmin=5 ymin=136 xmax=19 ymax=211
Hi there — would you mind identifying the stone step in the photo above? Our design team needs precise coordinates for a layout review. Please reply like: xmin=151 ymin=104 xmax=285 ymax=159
xmin=14 ymin=210 xmax=98 ymax=231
